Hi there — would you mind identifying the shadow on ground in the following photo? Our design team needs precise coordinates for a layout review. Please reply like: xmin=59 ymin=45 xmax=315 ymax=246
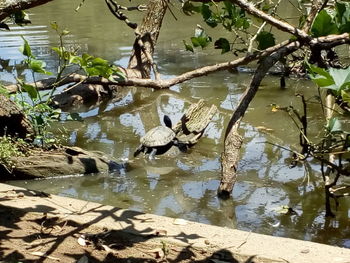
xmin=0 ymin=188 xmax=279 ymax=263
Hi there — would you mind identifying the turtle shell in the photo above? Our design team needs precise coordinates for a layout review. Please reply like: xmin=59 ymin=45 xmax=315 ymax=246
xmin=141 ymin=126 xmax=175 ymax=147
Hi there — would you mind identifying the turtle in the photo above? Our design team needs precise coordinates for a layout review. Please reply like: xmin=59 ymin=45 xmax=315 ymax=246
xmin=134 ymin=115 xmax=186 ymax=160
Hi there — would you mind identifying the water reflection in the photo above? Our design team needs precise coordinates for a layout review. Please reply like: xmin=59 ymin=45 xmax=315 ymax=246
xmin=3 ymin=0 xmax=350 ymax=249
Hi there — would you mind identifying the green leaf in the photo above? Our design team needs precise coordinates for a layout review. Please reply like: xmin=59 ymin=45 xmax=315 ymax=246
xmin=256 ymin=31 xmax=275 ymax=50
xmin=62 ymin=29 xmax=70 ymax=36
xmin=50 ymin=108 xmax=62 ymax=120
xmin=201 ymin=4 xmax=212 ymax=20
xmin=309 ymin=66 xmax=350 ymax=95
xmin=69 ymin=55 xmax=81 ymax=64
xmin=205 ymin=17 xmax=218 ymax=28
xmin=327 ymin=117 xmax=342 ymax=133
xmin=329 ymin=67 xmax=350 ymax=91
xmin=0 ymin=85 xmax=10 ymax=97
xmin=341 ymin=90 xmax=350 ymax=103
xmin=182 ymin=1 xmax=201 ymax=16
xmin=76 ymin=54 xmax=114 ymax=78
xmin=35 ymin=103 xmax=52 ymax=112
xmin=214 ymin=38 xmax=230 ymax=53
xmin=191 ymin=26 xmax=212 ymax=49
xmin=262 ymin=3 xmax=274 ymax=12
xmin=52 ymin=46 xmax=63 ymax=57
xmin=110 ymin=68 xmax=126 ymax=82
xmin=335 ymin=2 xmax=350 ymax=33
xmin=35 ymin=115 xmax=45 ymax=126
xmin=223 ymin=1 xmax=234 ymax=17
xmin=20 ymin=37 xmax=32 ymax=58
xmin=50 ymin=21 xmax=59 ymax=31
xmin=311 ymin=10 xmax=338 ymax=37
xmin=306 ymin=63 xmax=335 ymax=88
xmin=200 ymin=3 xmax=218 ymax=27
xmin=183 ymin=40 xmax=194 ymax=52
xmin=191 ymin=36 xmax=211 ymax=48
xmin=29 ymin=59 xmax=52 ymax=75
xmin=22 ymin=84 xmax=38 ymax=100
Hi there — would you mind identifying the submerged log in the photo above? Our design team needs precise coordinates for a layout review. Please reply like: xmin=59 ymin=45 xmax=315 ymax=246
xmin=50 ymin=83 xmax=124 ymax=110
xmin=0 ymin=94 xmax=33 ymax=140
xmin=173 ymin=99 xmax=217 ymax=146
xmin=1 ymin=146 xmax=120 ymax=180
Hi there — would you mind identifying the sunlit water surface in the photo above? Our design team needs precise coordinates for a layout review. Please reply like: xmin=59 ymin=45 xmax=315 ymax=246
xmin=2 ymin=0 xmax=350 ymax=248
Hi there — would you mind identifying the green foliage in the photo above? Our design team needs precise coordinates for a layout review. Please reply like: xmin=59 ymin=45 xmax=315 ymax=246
xmin=191 ymin=26 xmax=212 ymax=49
xmin=20 ymin=37 xmax=33 ymax=58
xmin=183 ymin=40 xmax=194 ymax=52
xmin=256 ymin=31 xmax=275 ymax=50
xmin=20 ymin=37 xmax=52 ymax=75
xmin=214 ymin=38 xmax=231 ymax=54
xmin=307 ymin=63 xmax=350 ymax=102
xmin=326 ymin=117 xmax=343 ymax=134
xmin=311 ymin=10 xmax=338 ymax=37
xmin=0 ymin=85 xmax=10 ymax=97
xmin=29 ymin=59 xmax=52 ymax=75
xmin=16 ymin=35 xmax=71 ymax=146
xmin=311 ymin=2 xmax=350 ymax=37
xmin=184 ymin=26 xmax=212 ymax=51
xmin=50 ymin=22 xmax=124 ymax=81
xmin=73 ymin=53 xmax=118 ymax=79
xmin=0 ymin=136 xmax=27 ymax=170
xmin=335 ymin=2 xmax=350 ymax=33
xmin=182 ymin=1 xmax=250 ymax=54
xmin=13 ymin=23 xmax=125 ymax=147
xmin=182 ymin=1 xmax=201 ymax=16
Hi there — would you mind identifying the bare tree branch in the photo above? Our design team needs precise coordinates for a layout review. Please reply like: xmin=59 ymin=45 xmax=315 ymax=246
xmin=5 ymin=30 xmax=350 ymax=94
xmin=302 ymin=0 xmax=323 ymax=33
xmin=0 ymin=0 xmax=53 ymax=21
xmin=229 ymin=0 xmax=311 ymax=40
xmin=5 ymin=39 xmax=296 ymax=93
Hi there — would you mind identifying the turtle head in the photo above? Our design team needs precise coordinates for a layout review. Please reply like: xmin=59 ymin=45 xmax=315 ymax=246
xmin=163 ymin=115 xmax=172 ymax=128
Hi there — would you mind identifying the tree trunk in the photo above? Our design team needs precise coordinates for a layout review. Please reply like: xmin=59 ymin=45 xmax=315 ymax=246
xmin=127 ymin=0 xmax=168 ymax=78
xmin=218 ymin=42 xmax=301 ymax=197
xmin=218 ymin=120 xmax=243 ymax=198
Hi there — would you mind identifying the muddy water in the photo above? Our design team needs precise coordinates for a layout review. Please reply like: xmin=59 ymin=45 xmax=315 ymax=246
xmin=3 ymin=0 xmax=350 ymax=247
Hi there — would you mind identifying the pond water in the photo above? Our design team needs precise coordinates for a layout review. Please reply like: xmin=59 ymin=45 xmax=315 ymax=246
xmin=2 ymin=0 xmax=350 ymax=248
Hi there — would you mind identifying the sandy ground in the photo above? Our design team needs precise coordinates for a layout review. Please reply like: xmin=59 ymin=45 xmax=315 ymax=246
xmin=1 ymin=183 xmax=350 ymax=263
xmin=0 ymin=205 xmax=215 ymax=262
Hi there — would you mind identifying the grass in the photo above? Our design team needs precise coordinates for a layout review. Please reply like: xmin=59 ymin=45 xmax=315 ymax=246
xmin=0 ymin=136 xmax=28 ymax=171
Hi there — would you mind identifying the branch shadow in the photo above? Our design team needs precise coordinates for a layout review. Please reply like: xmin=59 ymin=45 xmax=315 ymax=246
xmin=0 ymin=188 xmax=275 ymax=263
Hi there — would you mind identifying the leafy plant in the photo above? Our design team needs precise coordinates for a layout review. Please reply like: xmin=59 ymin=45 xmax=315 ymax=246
xmin=311 ymin=1 xmax=350 ymax=37
xmin=307 ymin=63 xmax=350 ymax=103
xmin=182 ymin=0 xmax=250 ymax=54
xmin=256 ymin=31 xmax=275 ymax=50
xmin=13 ymin=23 xmax=125 ymax=147
xmin=0 ymin=136 xmax=28 ymax=171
